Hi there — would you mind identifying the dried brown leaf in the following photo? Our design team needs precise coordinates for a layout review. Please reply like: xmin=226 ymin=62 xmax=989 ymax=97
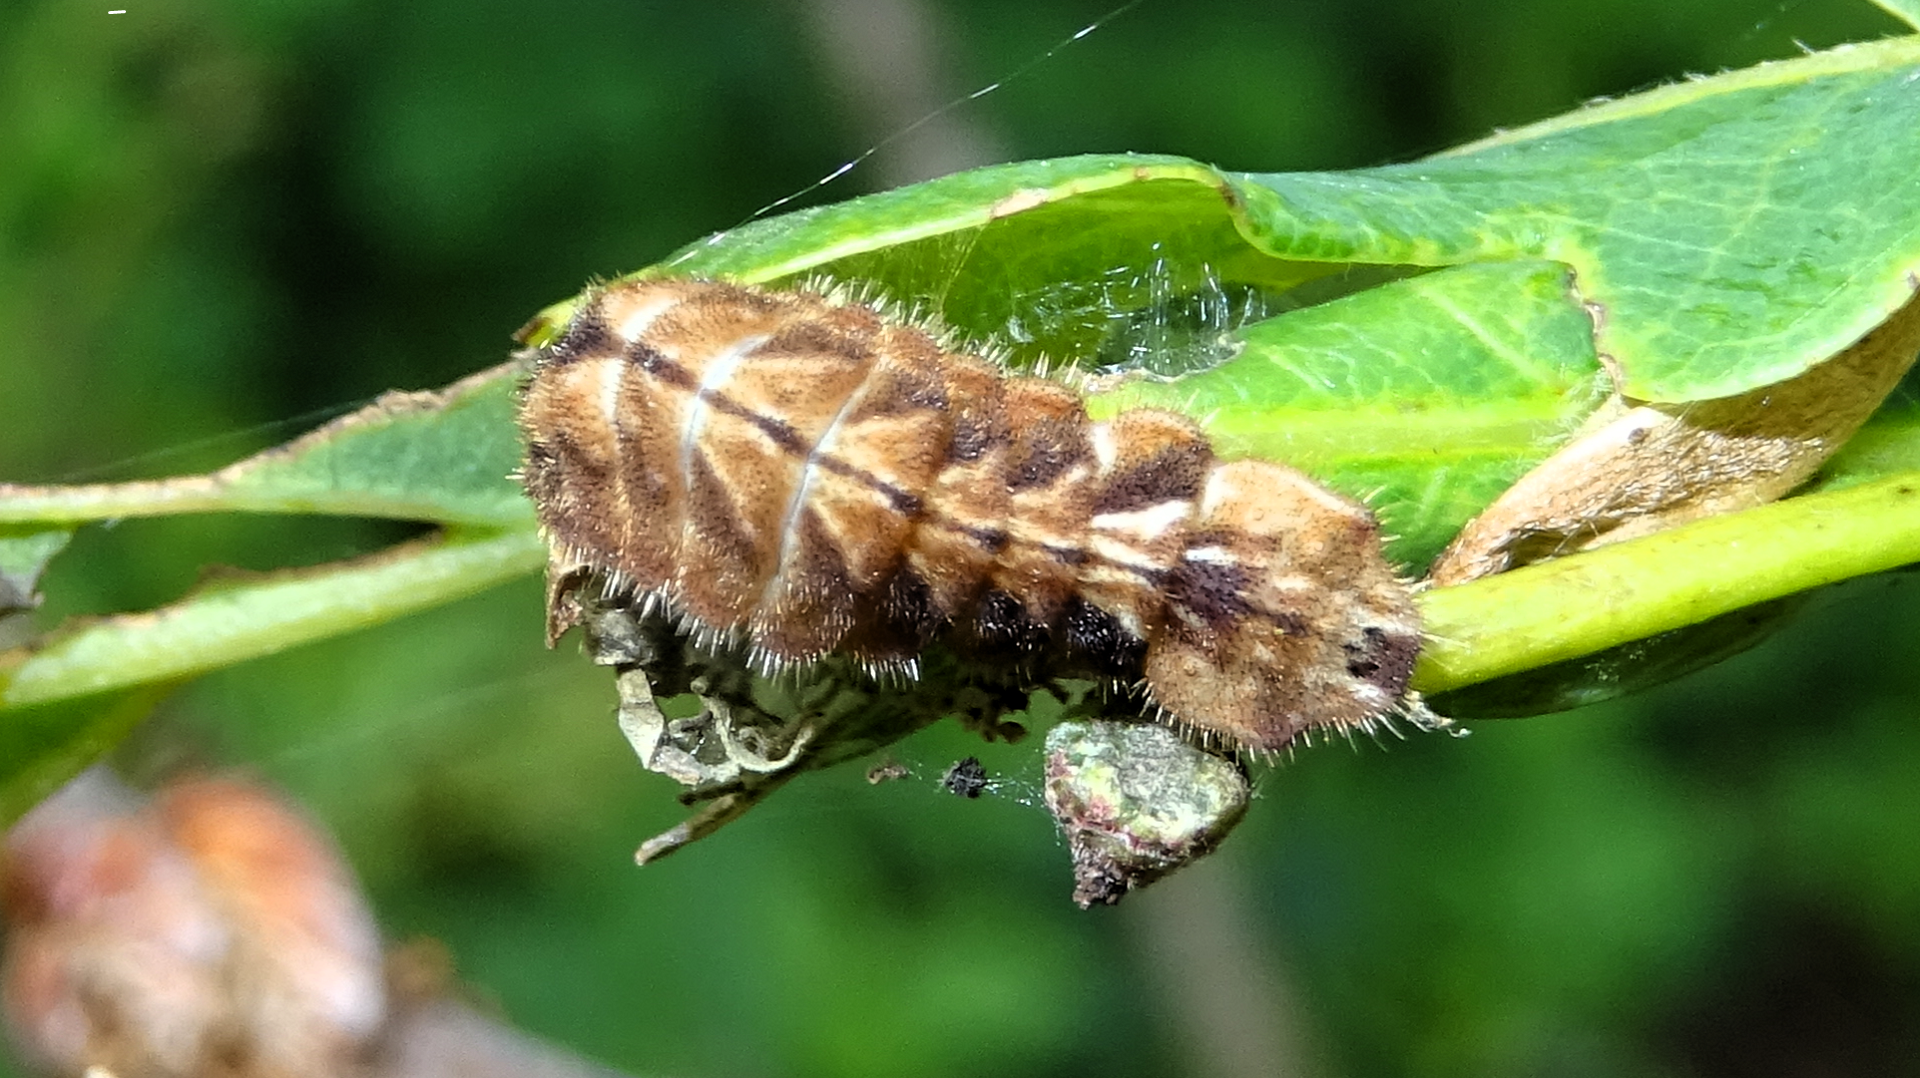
xmin=1431 ymin=275 xmax=1920 ymax=585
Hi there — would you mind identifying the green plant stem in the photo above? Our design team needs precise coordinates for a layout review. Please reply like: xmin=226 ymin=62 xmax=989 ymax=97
xmin=1413 ymin=472 xmax=1920 ymax=693
xmin=5 ymin=475 xmax=1919 ymax=718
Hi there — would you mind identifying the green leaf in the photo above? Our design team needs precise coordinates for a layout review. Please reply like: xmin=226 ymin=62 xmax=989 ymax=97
xmin=1245 ymin=36 xmax=1920 ymax=402
xmin=1087 ymin=259 xmax=1603 ymax=566
xmin=522 ymin=154 xmax=1315 ymax=370
xmin=0 ymin=362 xmax=530 ymax=528
xmin=1824 ymin=382 xmax=1920 ymax=487
xmin=519 ymin=35 xmax=1920 ymax=416
xmin=0 ymin=527 xmax=544 ymax=710
xmin=1874 ymin=0 xmax=1920 ymax=30
xmin=1 ymin=524 xmax=73 ymax=615
xmin=0 ymin=685 xmax=173 ymax=827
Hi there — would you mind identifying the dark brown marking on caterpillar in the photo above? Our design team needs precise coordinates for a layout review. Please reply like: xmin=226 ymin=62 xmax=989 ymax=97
xmin=517 ymin=278 xmax=1421 ymax=752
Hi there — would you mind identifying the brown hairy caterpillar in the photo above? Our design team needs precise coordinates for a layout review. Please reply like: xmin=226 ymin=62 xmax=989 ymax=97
xmin=516 ymin=277 xmax=1420 ymax=752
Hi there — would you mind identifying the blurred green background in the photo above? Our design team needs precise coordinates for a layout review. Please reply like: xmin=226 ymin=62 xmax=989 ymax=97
xmin=6 ymin=0 xmax=1920 ymax=1075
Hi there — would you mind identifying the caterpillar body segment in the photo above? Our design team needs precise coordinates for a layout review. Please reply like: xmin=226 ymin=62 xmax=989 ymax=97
xmin=518 ymin=278 xmax=1420 ymax=752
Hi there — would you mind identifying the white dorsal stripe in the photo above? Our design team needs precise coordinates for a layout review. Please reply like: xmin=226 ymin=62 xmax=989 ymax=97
xmin=1006 ymin=515 xmax=1076 ymax=549
xmin=1090 ymin=423 xmax=1118 ymax=471
xmin=595 ymin=357 xmax=626 ymax=431
xmin=616 ymin=294 xmax=680 ymax=342
xmin=1087 ymin=532 xmax=1145 ymax=565
xmin=1085 ymin=536 xmax=1172 ymax=583
xmin=591 ymin=358 xmax=635 ymax=570
xmin=1293 ymin=473 xmax=1363 ymax=517
xmin=1200 ymin=467 xmax=1241 ymax=516
xmin=679 ymin=334 xmax=770 ymax=494
xmin=1090 ymin=500 xmax=1190 ymax=540
xmin=761 ymin=360 xmax=872 ymax=608
xmin=1266 ymin=574 xmax=1325 ymax=595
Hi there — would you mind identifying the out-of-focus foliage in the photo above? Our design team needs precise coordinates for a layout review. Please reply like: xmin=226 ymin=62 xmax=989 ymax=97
xmin=5 ymin=1 xmax=1920 ymax=1077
